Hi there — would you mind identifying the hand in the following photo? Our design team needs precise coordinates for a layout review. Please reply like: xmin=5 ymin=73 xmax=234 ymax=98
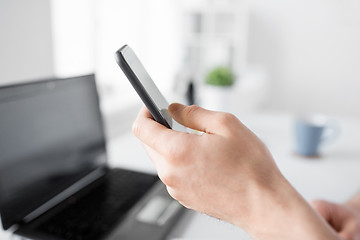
xmin=133 ymin=104 xmax=280 ymax=222
xmin=133 ymin=103 xmax=340 ymax=239
xmin=311 ymin=200 xmax=360 ymax=240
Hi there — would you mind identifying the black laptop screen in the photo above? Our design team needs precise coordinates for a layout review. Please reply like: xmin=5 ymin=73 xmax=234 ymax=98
xmin=0 ymin=75 xmax=107 ymax=230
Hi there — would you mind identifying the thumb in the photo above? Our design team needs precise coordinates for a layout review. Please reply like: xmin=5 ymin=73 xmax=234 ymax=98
xmin=168 ymin=103 xmax=222 ymax=134
xmin=311 ymin=200 xmax=344 ymax=232
xmin=311 ymin=200 xmax=335 ymax=221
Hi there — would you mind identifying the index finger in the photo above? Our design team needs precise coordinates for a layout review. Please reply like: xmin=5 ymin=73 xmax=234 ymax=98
xmin=132 ymin=106 xmax=189 ymax=156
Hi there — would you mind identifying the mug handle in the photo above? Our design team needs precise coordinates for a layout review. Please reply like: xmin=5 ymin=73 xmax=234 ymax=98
xmin=321 ymin=120 xmax=340 ymax=146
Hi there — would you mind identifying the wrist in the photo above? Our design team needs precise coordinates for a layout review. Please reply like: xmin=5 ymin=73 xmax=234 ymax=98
xmin=231 ymin=175 xmax=340 ymax=240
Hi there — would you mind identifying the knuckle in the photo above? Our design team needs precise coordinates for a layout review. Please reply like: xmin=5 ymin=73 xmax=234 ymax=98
xmin=164 ymin=140 xmax=186 ymax=166
xmin=183 ymin=105 xmax=201 ymax=119
xmin=166 ymin=186 xmax=181 ymax=201
xmin=166 ymin=154 xmax=182 ymax=166
xmin=176 ymin=199 xmax=193 ymax=210
xmin=131 ymin=121 xmax=141 ymax=138
xmin=217 ymin=112 xmax=237 ymax=126
xmin=178 ymin=201 xmax=190 ymax=209
xmin=159 ymin=171 xmax=177 ymax=187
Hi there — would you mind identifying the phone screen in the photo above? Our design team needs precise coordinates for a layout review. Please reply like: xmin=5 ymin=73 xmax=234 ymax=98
xmin=115 ymin=45 xmax=173 ymax=128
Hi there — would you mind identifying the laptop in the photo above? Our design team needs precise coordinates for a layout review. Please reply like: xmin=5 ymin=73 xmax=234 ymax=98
xmin=0 ymin=74 xmax=185 ymax=240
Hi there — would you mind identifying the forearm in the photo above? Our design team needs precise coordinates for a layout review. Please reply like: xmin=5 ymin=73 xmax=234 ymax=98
xmin=231 ymin=176 xmax=340 ymax=240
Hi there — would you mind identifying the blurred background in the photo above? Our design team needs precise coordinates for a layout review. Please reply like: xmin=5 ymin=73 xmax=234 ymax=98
xmin=1 ymin=1 xmax=360 ymax=238
xmin=1 ymin=0 xmax=360 ymax=118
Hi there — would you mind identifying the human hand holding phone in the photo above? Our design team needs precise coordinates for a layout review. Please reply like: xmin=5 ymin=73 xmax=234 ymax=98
xmin=133 ymin=103 xmax=340 ymax=240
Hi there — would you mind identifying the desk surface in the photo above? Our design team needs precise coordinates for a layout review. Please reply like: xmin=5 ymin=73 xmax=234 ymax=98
xmin=2 ymin=112 xmax=360 ymax=239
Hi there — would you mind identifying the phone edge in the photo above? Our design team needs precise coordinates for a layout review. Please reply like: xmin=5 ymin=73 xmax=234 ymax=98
xmin=114 ymin=46 xmax=172 ymax=129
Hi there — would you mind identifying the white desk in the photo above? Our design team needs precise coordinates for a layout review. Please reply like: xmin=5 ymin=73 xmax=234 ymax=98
xmin=2 ymin=113 xmax=360 ymax=239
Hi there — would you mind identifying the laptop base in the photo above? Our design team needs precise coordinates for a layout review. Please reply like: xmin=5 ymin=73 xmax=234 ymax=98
xmin=14 ymin=168 xmax=184 ymax=240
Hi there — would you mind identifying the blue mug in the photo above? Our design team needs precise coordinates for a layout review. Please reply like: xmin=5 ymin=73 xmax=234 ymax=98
xmin=294 ymin=115 xmax=339 ymax=157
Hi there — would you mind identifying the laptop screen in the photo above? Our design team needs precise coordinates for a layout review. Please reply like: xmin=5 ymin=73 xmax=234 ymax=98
xmin=0 ymin=75 xmax=107 ymax=230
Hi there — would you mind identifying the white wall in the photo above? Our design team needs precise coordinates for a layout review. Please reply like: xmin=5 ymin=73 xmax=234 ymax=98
xmin=95 ymin=0 xmax=182 ymax=104
xmin=50 ymin=0 xmax=95 ymax=78
xmin=247 ymin=0 xmax=360 ymax=116
xmin=2 ymin=0 xmax=359 ymax=117
xmin=0 ymin=0 xmax=95 ymax=85
xmin=0 ymin=0 xmax=54 ymax=85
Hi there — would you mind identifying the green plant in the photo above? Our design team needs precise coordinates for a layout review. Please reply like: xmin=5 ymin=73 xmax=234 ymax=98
xmin=205 ymin=66 xmax=235 ymax=87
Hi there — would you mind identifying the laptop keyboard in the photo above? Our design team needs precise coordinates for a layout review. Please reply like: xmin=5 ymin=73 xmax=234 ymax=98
xmin=36 ymin=168 xmax=159 ymax=240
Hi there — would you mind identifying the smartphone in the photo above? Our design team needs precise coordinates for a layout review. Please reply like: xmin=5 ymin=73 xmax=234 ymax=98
xmin=114 ymin=45 xmax=173 ymax=129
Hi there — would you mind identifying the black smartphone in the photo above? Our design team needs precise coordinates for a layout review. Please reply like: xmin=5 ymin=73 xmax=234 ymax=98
xmin=114 ymin=45 xmax=173 ymax=129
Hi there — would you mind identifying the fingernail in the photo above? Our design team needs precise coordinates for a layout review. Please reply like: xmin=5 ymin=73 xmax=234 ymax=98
xmin=168 ymin=103 xmax=183 ymax=113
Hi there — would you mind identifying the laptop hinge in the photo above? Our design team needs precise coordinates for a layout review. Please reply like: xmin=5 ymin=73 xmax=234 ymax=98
xmin=22 ymin=168 xmax=106 ymax=224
